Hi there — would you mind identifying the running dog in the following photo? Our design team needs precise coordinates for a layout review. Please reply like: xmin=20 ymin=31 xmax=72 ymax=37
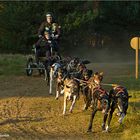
xmin=105 ymin=85 xmax=131 ymax=132
xmin=87 ymin=86 xmax=110 ymax=132
xmin=83 ymin=72 xmax=104 ymax=110
xmin=63 ymin=78 xmax=79 ymax=115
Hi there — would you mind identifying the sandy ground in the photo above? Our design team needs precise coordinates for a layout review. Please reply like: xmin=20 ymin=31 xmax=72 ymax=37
xmin=0 ymin=62 xmax=139 ymax=140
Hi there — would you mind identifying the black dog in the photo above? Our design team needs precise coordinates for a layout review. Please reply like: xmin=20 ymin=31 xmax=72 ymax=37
xmin=106 ymin=85 xmax=131 ymax=132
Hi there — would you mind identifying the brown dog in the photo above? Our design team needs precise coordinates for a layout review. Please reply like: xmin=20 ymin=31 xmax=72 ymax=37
xmin=55 ymin=68 xmax=64 ymax=100
xmin=83 ymin=72 xmax=104 ymax=110
xmin=63 ymin=78 xmax=79 ymax=115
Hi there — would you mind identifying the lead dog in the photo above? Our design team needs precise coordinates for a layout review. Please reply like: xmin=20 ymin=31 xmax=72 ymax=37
xmin=63 ymin=78 xmax=79 ymax=115
xmin=87 ymin=86 xmax=110 ymax=132
xmin=105 ymin=85 xmax=131 ymax=132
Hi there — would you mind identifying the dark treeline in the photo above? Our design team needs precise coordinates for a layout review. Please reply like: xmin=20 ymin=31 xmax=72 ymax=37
xmin=0 ymin=1 xmax=140 ymax=54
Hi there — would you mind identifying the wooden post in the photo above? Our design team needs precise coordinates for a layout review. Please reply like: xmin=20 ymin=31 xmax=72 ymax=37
xmin=130 ymin=37 xmax=139 ymax=79
xmin=136 ymin=38 xmax=139 ymax=79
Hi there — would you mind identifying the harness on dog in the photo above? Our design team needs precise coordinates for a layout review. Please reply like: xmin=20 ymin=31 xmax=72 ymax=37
xmin=97 ymin=87 xmax=106 ymax=94
xmin=114 ymin=86 xmax=126 ymax=95
xmin=92 ymin=86 xmax=109 ymax=114
xmin=92 ymin=86 xmax=108 ymax=100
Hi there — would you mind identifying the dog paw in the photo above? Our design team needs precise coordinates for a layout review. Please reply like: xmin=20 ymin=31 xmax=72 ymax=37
xmin=87 ymin=129 xmax=92 ymax=133
xmin=63 ymin=112 xmax=66 ymax=115
xmin=102 ymin=130 xmax=109 ymax=133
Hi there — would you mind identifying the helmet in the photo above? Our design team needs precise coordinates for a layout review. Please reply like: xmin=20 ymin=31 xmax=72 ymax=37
xmin=46 ymin=12 xmax=53 ymax=17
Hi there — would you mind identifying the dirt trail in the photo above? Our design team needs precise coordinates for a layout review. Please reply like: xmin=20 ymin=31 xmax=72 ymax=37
xmin=0 ymin=62 xmax=138 ymax=140
xmin=0 ymin=75 xmax=50 ymax=98
xmin=0 ymin=62 xmax=133 ymax=98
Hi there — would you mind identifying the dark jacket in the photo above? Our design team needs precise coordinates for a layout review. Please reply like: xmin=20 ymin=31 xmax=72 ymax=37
xmin=38 ymin=21 xmax=61 ymax=39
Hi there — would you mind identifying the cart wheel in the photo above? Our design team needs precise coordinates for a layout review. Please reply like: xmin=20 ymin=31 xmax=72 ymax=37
xmin=26 ymin=58 xmax=33 ymax=76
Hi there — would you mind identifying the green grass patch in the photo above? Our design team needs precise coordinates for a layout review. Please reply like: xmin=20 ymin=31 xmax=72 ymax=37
xmin=0 ymin=54 xmax=26 ymax=76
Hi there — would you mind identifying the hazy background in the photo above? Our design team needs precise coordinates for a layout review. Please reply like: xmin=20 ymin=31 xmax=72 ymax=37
xmin=0 ymin=1 xmax=140 ymax=60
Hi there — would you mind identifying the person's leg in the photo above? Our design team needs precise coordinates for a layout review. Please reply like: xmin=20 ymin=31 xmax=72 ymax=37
xmin=35 ymin=38 xmax=43 ymax=64
xmin=45 ymin=45 xmax=52 ymax=66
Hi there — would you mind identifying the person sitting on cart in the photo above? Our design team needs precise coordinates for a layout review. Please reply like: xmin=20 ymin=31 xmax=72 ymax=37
xmin=35 ymin=12 xmax=61 ymax=63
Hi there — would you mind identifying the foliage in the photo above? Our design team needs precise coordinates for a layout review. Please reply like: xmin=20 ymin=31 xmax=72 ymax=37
xmin=0 ymin=1 xmax=140 ymax=53
xmin=0 ymin=1 xmax=46 ymax=53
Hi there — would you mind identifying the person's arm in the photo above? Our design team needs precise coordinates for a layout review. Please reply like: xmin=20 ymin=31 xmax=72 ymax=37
xmin=38 ymin=22 xmax=45 ymax=37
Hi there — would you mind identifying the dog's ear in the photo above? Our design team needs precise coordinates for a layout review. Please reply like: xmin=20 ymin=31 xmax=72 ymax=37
xmin=100 ymin=72 xmax=104 ymax=76
xmin=51 ymin=65 xmax=55 ymax=70
xmin=51 ymin=67 xmax=54 ymax=71
xmin=66 ymin=85 xmax=70 ymax=88
xmin=94 ymin=72 xmax=99 ymax=76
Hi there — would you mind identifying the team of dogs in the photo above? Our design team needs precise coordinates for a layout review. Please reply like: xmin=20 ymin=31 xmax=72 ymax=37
xmin=45 ymin=57 xmax=131 ymax=132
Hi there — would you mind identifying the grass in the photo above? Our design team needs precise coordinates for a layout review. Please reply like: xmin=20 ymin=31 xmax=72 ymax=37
xmin=0 ymin=54 xmax=27 ymax=76
xmin=0 ymin=54 xmax=140 ymax=140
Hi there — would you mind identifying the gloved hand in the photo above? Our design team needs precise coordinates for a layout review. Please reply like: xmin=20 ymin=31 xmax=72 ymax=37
xmin=48 ymin=40 xmax=51 ymax=44
xmin=38 ymin=35 xmax=42 ymax=38
xmin=51 ymin=34 xmax=59 ymax=39
xmin=51 ymin=34 xmax=55 ymax=38
xmin=54 ymin=35 xmax=59 ymax=39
